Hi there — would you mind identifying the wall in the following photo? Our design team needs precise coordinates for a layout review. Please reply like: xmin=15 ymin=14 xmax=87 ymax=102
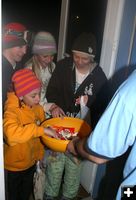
xmin=90 ymin=0 xmax=136 ymax=198
xmin=115 ymin=0 xmax=136 ymax=70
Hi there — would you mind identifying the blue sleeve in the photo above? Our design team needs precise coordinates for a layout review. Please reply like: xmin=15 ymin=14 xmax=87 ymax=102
xmin=86 ymin=92 xmax=136 ymax=159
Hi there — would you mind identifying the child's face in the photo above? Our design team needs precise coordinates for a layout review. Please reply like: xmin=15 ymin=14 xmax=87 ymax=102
xmin=73 ymin=52 xmax=93 ymax=69
xmin=8 ymin=45 xmax=27 ymax=63
xmin=36 ymin=54 xmax=54 ymax=68
xmin=22 ymin=88 xmax=41 ymax=107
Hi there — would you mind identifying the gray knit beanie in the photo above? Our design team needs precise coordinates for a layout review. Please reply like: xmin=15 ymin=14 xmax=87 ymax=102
xmin=32 ymin=31 xmax=57 ymax=55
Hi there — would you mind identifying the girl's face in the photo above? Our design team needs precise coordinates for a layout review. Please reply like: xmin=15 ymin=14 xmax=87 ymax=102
xmin=36 ymin=54 xmax=54 ymax=68
xmin=22 ymin=88 xmax=41 ymax=107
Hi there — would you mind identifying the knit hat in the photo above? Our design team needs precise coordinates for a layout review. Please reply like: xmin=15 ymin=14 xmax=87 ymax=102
xmin=3 ymin=22 xmax=28 ymax=49
xmin=12 ymin=69 xmax=41 ymax=98
xmin=32 ymin=31 xmax=57 ymax=55
xmin=72 ymin=32 xmax=96 ymax=57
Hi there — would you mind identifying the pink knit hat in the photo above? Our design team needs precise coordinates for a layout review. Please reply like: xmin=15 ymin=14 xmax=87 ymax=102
xmin=12 ymin=69 xmax=41 ymax=97
xmin=3 ymin=22 xmax=28 ymax=49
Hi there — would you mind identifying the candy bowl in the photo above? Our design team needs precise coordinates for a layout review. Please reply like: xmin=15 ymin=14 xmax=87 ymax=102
xmin=41 ymin=117 xmax=91 ymax=152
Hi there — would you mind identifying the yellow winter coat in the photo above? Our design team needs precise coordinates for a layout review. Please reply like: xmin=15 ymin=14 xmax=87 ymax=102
xmin=3 ymin=92 xmax=45 ymax=171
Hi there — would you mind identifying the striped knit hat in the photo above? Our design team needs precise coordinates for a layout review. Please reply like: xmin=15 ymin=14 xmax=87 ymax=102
xmin=32 ymin=31 xmax=57 ymax=55
xmin=12 ymin=69 xmax=41 ymax=98
xmin=3 ymin=22 xmax=27 ymax=49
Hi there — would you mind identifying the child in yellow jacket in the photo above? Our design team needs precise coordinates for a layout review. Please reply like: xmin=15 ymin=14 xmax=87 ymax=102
xmin=3 ymin=68 xmax=57 ymax=200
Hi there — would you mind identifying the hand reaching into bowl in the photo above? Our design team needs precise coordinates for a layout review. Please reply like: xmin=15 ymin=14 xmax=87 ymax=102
xmin=49 ymin=104 xmax=66 ymax=118
xmin=44 ymin=127 xmax=58 ymax=138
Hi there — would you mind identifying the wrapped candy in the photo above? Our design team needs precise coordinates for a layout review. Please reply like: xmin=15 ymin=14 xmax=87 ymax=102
xmin=53 ymin=126 xmax=78 ymax=140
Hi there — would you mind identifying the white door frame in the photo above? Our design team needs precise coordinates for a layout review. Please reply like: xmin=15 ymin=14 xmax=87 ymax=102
xmin=100 ymin=0 xmax=125 ymax=78
xmin=57 ymin=0 xmax=70 ymax=61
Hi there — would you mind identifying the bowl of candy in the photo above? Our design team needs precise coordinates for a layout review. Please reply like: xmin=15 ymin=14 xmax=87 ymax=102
xmin=41 ymin=117 xmax=91 ymax=152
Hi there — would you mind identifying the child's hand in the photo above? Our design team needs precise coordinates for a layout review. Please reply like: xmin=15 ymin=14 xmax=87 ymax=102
xmin=44 ymin=127 xmax=58 ymax=138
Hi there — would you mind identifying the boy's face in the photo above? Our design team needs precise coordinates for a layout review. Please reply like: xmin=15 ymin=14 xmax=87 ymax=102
xmin=7 ymin=45 xmax=27 ymax=63
xmin=73 ymin=51 xmax=93 ymax=69
xmin=22 ymin=88 xmax=41 ymax=107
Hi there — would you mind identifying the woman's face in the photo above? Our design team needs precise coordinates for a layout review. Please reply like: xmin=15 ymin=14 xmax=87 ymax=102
xmin=36 ymin=54 xmax=54 ymax=68
xmin=73 ymin=51 xmax=93 ymax=70
xmin=22 ymin=88 xmax=41 ymax=107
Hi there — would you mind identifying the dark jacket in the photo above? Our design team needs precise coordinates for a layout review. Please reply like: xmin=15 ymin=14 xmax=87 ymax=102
xmin=46 ymin=57 xmax=110 ymax=128
xmin=2 ymin=56 xmax=22 ymax=107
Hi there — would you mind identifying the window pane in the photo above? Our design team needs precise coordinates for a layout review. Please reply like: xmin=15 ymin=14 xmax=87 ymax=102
xmin=66 ymin=0 xmax=107 ymax=61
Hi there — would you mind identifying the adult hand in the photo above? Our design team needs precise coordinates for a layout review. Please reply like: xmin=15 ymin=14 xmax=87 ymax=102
xmin=50 ymin=105 xmax=66 ymax=118
xmin=66 ymin=136 xmax=80 ymax=156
